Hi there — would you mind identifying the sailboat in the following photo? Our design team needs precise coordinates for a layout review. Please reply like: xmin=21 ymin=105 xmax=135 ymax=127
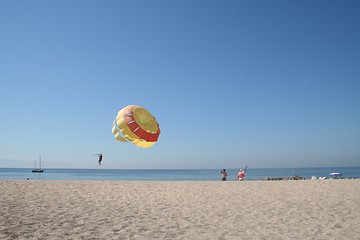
xmin=32 ymin=155 xmax=44 ymax=173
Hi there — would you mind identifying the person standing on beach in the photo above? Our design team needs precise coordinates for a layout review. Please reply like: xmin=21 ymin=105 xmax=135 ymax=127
xmin=221 ymin=169 xmax=227 ymax=181
xmin=237 ymin=166 xmax=247 ymax=181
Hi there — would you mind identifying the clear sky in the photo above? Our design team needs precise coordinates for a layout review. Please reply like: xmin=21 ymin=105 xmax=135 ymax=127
xmin=1 ymin=0 xmax=359 ymax=169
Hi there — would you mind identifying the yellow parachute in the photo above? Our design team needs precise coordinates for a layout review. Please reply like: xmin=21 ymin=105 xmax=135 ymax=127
xmin=112 ymin=105 xmax=161 ymax=148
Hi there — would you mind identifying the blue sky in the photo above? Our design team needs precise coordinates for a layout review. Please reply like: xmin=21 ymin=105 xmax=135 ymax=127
xmin=1 ymin=0 xmax=359 ymax=169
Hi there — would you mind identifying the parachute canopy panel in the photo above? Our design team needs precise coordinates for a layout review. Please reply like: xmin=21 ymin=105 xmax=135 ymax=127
xmin=112 ymin=105 xmax=160 ymax=148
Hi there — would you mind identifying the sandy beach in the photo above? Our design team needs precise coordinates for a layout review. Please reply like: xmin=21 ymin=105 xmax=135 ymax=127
xmin=1 ymin=179 xmax=359 ymax=240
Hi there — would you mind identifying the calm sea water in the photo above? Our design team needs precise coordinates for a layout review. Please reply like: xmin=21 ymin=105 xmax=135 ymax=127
xmin=0 ymin=167 xmax=359 ymax=181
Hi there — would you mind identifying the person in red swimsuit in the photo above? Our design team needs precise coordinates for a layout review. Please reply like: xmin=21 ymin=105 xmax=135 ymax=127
xmin=237 ymin=166 xmax=247 ymax=181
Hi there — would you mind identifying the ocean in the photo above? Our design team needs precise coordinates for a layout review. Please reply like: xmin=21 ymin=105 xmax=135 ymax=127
xmin=0 ymin=167 xmax=359 ymax=181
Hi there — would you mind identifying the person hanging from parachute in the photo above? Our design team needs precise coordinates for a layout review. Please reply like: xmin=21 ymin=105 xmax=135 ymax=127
xmin=95 ymin=153 xmax=103 ymax=165
xmin=237 ymin=166 xmax=247 ymax=181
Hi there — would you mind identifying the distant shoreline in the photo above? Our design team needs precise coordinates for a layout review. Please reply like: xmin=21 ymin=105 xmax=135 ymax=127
xmin=1 ymin=167 xmax=360 ymax=181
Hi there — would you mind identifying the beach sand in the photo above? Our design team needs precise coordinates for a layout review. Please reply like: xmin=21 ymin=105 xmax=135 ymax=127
xmin=1 ymin=179 xmax=359 ymax=239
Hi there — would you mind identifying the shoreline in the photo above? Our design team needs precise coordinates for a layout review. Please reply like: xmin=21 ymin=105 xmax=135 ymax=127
xmin=2 ymin=167 xmax=360 ymax=181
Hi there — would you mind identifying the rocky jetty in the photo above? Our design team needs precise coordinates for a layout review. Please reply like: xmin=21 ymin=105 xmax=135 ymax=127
xmin=265 ymin=175 xmax=304 ymax=181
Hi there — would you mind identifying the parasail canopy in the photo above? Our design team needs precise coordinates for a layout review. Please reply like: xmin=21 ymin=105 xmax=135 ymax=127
xmin=112 ymin=105 xmax=160 ymax=148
